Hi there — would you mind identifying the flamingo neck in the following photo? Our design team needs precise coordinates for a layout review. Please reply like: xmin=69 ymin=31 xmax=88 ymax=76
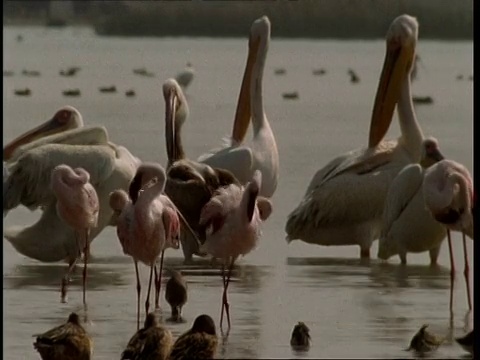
xmin=397 ymin=75 xmax=424 ymax=161
xmin=166 ymin=118 xmax=185 ymax=168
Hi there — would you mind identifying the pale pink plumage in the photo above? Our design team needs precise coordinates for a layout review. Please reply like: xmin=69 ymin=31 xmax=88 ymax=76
xmin=422 ymin=159 xmax=473 ymax=310
xmin=111 ymin=162 xmax=180 ymax=329
xmin=50 ymin=164 xmax=99 ymax=305
xmin=199 ymin=170 xmax=272 ymax=332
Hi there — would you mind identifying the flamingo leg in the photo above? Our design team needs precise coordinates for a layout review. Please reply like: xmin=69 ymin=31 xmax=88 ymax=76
xmin=134 ymin=260 xmax=141 ymax=330
xmin=223 ymin=258 xmax=235 ymax=332
xmin=82 ymin=228 xmax=90 ymax=306
xmin=154 ymin=265 xmax=159 ymax=310
xmin=446 ymin=230 xmax=455 ymax=311
xmin=155 ymin=250 xmax=165 ymax=310
xmin=462 ymin=232 xmax=472 ymax=310
xmin=220 ymin=262 xmax=227 ymax=329
xmin=61 ymin=231 xmax=81 ymax=303
xmin=145 ymin=263 xmax=154 ymax=320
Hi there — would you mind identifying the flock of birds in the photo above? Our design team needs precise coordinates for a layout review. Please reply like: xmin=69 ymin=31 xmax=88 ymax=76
xmin=3 ymin=14 xmax=474 ymax=359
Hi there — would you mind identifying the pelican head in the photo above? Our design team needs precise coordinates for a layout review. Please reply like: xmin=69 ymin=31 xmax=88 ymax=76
xmin=420 ymin=137 xmax=444 ymax=168
xmin=3 ymin=105 xmax=83 ymax=161
xmin=231 ymin=16 xmax=271 ymax=145
xmin=368 ymin=15 xmax=418 ymax=148
xmin=129 ymin=162 xmax=167 ymax=204
xmin=163 ymin=78 xmax=189 ymax=164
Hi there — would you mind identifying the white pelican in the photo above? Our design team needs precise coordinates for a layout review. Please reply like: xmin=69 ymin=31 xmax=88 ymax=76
xmin=174 ymin=62 xmax=194 ymax=90
xmin=377 ymin=138 xmax=446 ymax=264
xmin=285 ymin=14 xmax=424 ymax=258
xmin=3 ymin=112 xmax=139 ymax=264
xmin=197 ymin=16 xmax=279 ymax=198
xmin=162 ymin=79 xmax=241 ymax=264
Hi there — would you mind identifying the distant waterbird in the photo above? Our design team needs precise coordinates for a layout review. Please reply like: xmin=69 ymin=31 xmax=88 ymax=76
xmin=290 ymin=322 xmax=311 ymax=350
xmin=14 ymin=88 xmax=31 ymax=96
xmin=174 ymin=62 xmax=194 ymax=90
xmin=407 ymin=324 xmax=444 ymax=354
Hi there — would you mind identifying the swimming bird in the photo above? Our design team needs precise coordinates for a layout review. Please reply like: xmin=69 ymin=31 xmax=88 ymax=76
xmin=168 ymin=314 xmax=218 ymax=360
xmin=290 ymin=322 xmax=311 ymax=350
xmin=423 ymin=159 xmax=473 ymax=309
xmin=378 ymin=137 xmax=446 ymax=264
xmin=197 ymin=16 xmax=279 ymax=198
xmin=407 ymin=324 xmax=444 ymax=353
xmin=285 ymin=15 xmax=425 ymax=258
xmin=455 ymin=330 xmax=473 ymax=355
xmin=3 ymin=108 xmax=139 ymax=266
xmin=33 ymin=312 xmax=92 ymax=360
xmin=124 ymin=162 xmax=181 ymax=329
xmin=165 ymin=268 xmax=188 ymax=322
xmin=174 ymin=62 xmax=194 ymax=90
xmin=99 ymin=85 xmax=117 ymax=93
xmin=51 ymin=165 xmax=99 ymax=304
xmin=162 ymin=78 xmax=241 ymax=263
xmin=14 ymin=88 xmax=31 ymax=96
xmin=199 ymin=170 xmax=272 ymax=331
xmin=348 ymin=68 xmax=360 ymax=83
xmin=121 ymin=312 xmax=173 ymax=360
xmin=63 ymin=89 xmax=81 ymax=97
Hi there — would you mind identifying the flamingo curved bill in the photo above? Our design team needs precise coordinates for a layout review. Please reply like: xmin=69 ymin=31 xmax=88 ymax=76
xmin=369 ymin=39 xmax=415 ymax=148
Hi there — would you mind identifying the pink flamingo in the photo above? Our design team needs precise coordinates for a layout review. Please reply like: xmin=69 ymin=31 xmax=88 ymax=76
xmin=199 ymin=170 xmax=272 ymax=332
xmin=50 ymin=164 xmax=99 ymax=305
xmin=423 ymin=159 xmax=473 ymax=310
xmin=110 ymin=162 xmax=180 ymax=329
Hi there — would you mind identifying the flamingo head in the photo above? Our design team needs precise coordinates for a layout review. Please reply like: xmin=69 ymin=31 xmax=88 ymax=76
xmin=420 ymin=137 xmax=444 ymax=168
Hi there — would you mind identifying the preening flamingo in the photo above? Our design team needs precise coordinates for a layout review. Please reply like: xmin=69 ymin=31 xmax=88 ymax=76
xmin=378 ymin=137 xmax=446 ymax=264
xmin=162 ymin=78 xmax=240 ymax=263
xmin=3 ymin=107 xmax=139 ymax=265
xmin=423 ymin=159 xmax=473 ymax=309
xmin=114 ymin=162 xmax=180 ymax=329
xmin=199 ymin=170 xmax=272 ymax=331
xmin=51 ymin=165 xmax=99 ymax=304
xmin=285 ymin=14 xmax=424 ymax=258
xmin=198 ymin=16 xmax=279 ymax=198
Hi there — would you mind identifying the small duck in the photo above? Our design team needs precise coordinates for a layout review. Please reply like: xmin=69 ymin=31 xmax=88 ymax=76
xmin=99 ymin=85 xmax=117 ymax=93
xmin=290 ymin=322 xmax=311 ymax=350
xmin=60 ymin=67 xmax=81 ymax=77
xmin=407 ymin=324 xmax=444 ymax=353
xmin=282 ymin=91 xmax=299 ymax=100
xmin=348 ymin=68 xmax=360 ymax=83
xmin=14 ymin=88 xmax=31 ymax=96
xmin=168 ymin=314 xmax=218 ymax=360
xmin=133 ymin=67 xmax=155 ymax=77
xmin=165 ymin=268 xmax=188 ymax=322
xmin=22 ymin=69 xmax=41 ymax=77
xmin=33 ymin=312 xmax=92 ymax=360
xmin=62 ymin=89 xmax=81 ymax=97
xmin=121 ymin=312 xmax=173 ymax=360
xmin=455 ymin=330 xmax=473 ymax=355
xmin=125 ymin=89 xmax=136 ymax=97
xmin=274 ymin=68 xmax=286 ymax=75
xmin=312 ymin=68 xmax=326 ymax=76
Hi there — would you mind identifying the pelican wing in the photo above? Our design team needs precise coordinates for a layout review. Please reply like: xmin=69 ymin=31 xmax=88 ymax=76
xmin=198 ymin=145 xmax=254 ymax=184
xmin=380 ymin=164 xmax=423 ymax=237
xmin=311 ymin=141 xmax=397 ymax=192
xmin=4 ymin=143 xmax=117 ymax=212
xmin=10 ymin=126 xmax=109 ymax=163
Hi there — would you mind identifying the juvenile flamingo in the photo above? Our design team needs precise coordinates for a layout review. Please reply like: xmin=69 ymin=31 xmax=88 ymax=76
xmin=50 ymin=164 xmax=99 ymax=304
xmin=423 ymin=159 xmax=473 ymax=310
xmin=111 ymin=162 xmax=180 ymax=329
xmin=199 ymin=170 xmax=272 ymax=332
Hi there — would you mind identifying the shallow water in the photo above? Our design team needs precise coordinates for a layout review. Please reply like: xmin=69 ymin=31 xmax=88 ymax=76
xmin=3 ymin=26 xmax=473 ymax=359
